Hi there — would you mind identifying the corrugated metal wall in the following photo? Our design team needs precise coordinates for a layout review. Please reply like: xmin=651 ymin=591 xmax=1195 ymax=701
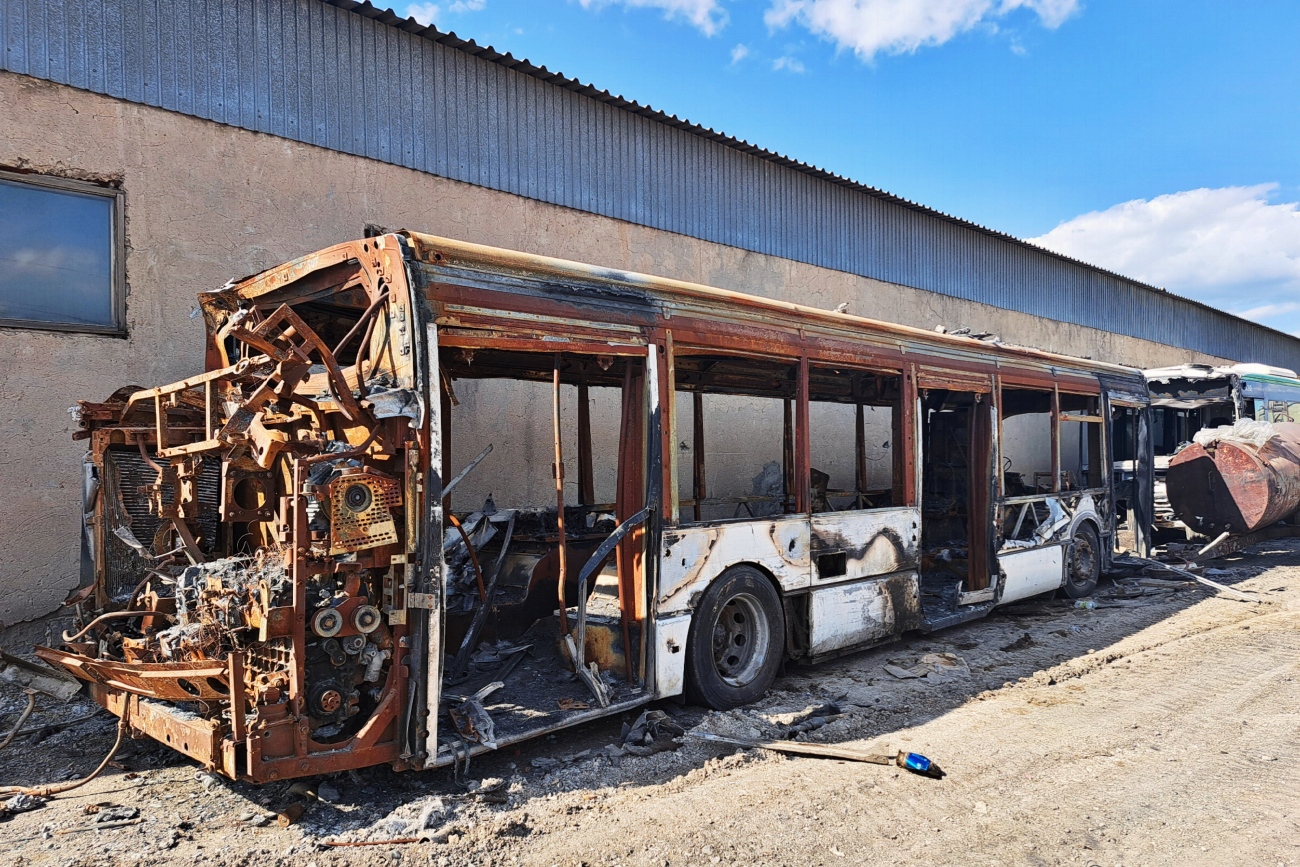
xmin=4 ymin=0 xmax=1296 ymax=367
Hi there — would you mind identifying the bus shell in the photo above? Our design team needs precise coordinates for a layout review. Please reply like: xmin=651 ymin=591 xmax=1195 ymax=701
xmin=47 ymin=233 xmax=1153 ymax=781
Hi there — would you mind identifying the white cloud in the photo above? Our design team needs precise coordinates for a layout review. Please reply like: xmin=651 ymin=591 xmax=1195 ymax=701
xmin=772 ymin=55 xmax=806 ymax=72
xmin=730 ymin=43 xmax=750 ymax=63
xmin=578 ymin=0 xmax=728 ymax=37
xmin=764 ymin=0 xmax=1080 ymax=60
xmin=1026 ymin=185 xmax=1300 ymax=334
xmin=1237 ymin=301 xmax=1300 ymax=322
xmin=403 ymin=2 xmax=441 ymax=25
xmin=404 ymin=0 xmax=484 ymax=24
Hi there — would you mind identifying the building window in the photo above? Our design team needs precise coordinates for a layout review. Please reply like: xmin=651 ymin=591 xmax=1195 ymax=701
xmin=0 ymin=170 xmax=124 ymax=333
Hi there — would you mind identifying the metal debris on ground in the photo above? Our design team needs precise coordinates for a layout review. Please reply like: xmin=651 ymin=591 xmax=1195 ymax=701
xmin=883 ymin=652 xmax=969 ymax=680
xmin=95 ymin=805 xmax=139 ymax=823
xmin=688 ymin=731 xmax=945 ymax=778
xmin=1119 ymin=555 xmax=1263 ymax=603
xmin=448 ymin=681 xmax=503 ymax=750
xmin=612 ymin=709 xmax=685 ymax=758
xmin=54 ymin=818 xmax=143 ymax=835
xmin=1000 ymin=633 xmax=1036 ymax=652
xmin=1 ymin=793 xmax=46 ymax=817
xmin=780 ymin=702 xmax=844 ymax=738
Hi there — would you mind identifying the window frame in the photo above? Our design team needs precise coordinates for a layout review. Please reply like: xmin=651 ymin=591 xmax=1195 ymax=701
xmin=0 ymin=169 xmax=126 ymax=336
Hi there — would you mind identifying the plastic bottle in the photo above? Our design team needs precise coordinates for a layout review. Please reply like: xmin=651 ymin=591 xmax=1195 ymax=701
xmin=896 ymin=751 xmax=945 ymax=779
xmin=1074 ymin=599 xmax=1097 ymax=610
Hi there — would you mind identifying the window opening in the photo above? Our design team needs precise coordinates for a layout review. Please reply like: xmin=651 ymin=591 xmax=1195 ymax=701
xmin=807 ymin=367 xmax=900 ymax=512
xmin=1000 ymin=387 xmax=1054 ymax=494
xmin=674 ymin=354 xmax=799 ymax=523
xmin=1059 ymin=393 xmax=1105 ymax=490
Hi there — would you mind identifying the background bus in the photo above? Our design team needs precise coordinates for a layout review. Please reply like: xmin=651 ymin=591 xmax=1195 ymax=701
xmin=1144 ymin=363 xmax=1300 ymax=537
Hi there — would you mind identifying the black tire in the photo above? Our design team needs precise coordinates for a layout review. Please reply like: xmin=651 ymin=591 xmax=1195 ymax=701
xmin=1063 ymin=522 xmax=1101 ymax=598
xmin=684 ymin=565 xmax=785 ymax=710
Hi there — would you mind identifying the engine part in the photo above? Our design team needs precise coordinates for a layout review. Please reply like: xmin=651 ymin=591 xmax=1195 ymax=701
xmin=312 ymin=609 xmax=343 ymax=638
xmin=352 ymin=605 xmax=381 ymax=634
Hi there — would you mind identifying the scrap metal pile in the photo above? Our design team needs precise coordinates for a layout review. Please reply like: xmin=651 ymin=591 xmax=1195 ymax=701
xmin=1166 ymin=420 xmax=1300 ymax=536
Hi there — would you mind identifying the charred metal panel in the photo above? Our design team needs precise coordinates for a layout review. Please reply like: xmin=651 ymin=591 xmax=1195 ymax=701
xmin=807 ymin=571 xmax=921 ymax=658
xmin=810 ymin=508 xmax=919 ymax=586
xmin=651 ymin=613 xmax=691 ymax=699
xmin=998 ymin=545 xmax=1065 ymax=603
xmin=658 ymin=516 xmax=810 ymax=615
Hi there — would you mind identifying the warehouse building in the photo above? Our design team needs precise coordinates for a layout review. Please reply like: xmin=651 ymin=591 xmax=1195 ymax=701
xmin=2 ymin=0 xmax=1299 ymax=625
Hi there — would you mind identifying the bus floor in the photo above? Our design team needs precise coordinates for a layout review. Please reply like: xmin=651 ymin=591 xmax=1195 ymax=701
xmin=437 ymin=572 xmax=646 ymax=761
xmin=917 ymin=570 xmax=994 ymax=631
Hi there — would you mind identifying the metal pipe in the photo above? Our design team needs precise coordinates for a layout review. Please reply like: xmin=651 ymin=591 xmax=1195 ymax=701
xmin=0 ymin=692 xmax=36 ymax=752
xmin=553 ymin=356 xmax=570 ymax=635
xmin=855 ymin=398 xmax=867 ymax=508
xmin=447 ymin=514 xmax=487 ymax=602
xmin=62 ymin=609 xmax=174 ymax=642
xmin=0 ymin=715 xmax=129 ymax=798
xmin=441 ymin=444 xmax=493 ymax=501
xmin=332 ymin=290 xmax=390 ymax=358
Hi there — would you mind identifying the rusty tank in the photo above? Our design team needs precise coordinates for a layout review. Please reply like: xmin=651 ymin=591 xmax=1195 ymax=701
xmin=1166 ymin=420 xmax=1300 ymax=535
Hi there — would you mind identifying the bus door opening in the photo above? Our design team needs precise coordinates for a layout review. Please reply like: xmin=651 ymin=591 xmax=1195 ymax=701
xmin=919 ymin=387 xmax=994 ymax=606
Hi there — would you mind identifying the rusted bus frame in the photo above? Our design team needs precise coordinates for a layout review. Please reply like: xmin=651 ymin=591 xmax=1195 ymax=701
xmin=62 ymin=234 xmax=419 ymax=783
xmin=404 ymin=232 xmax=1141 ymax=384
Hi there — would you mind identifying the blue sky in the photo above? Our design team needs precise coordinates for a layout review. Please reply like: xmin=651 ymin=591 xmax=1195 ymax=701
xmin=401 ymin=0 xmax=1300 ymax=338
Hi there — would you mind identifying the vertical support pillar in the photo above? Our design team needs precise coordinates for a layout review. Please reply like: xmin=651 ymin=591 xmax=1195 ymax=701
xmin=289 ymin=461 xmax=308 ymax=748
xmin=1051 ymin=385 xmax=1061 ymax=492
xmin=228 ymin=650 xmax=246 ymax=744
xmin=577 ymin=381 xmax=595 ymax=507
xmin=855 ymin=399 xmax=867 ymax=508
xmin=901 ymin=364 xmax=919 ymax=508
xmin=795 ymin=356 xmax=810 ymax=515
xmin=440 ymin=377 xmax=453 ymax=515
xmin=553 ymin=355 xmax=569 ymax=635
xmin=692 ymin=391 xmax=705 ymax=522
xmin=783 ymin=399 xmax=794 ymax=512
xmin=994 ymin=376 xmax=1004 ymax=498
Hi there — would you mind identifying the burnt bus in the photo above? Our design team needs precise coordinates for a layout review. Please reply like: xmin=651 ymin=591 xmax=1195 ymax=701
xmin=45 ymin=233 xmax=1152 ymax=782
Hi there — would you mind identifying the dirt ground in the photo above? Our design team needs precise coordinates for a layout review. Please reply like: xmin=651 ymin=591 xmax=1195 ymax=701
xmin=2 ymin=539 xmax=1298 ymax=867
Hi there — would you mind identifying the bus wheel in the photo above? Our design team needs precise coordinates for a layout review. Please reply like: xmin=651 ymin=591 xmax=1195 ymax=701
xmin=1063 ymin=523 xmax=1100 ymax=598
xmin=684 ymin=566 xmax=784 ymax=710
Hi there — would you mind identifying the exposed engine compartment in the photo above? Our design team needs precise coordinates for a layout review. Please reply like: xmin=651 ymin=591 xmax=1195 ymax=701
xmin=41 ymin=237 xmax=426 ymax=781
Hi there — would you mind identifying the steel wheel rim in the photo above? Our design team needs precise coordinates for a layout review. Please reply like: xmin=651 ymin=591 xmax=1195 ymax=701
xmin=711 ymin=592 xmax=770 ymax=687
xmin=1071 ymin=532 xmax=1097 ymax=584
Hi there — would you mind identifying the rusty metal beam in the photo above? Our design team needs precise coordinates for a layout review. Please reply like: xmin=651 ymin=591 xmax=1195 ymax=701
xmin=553 ymin=355 xmax=571 ymax=636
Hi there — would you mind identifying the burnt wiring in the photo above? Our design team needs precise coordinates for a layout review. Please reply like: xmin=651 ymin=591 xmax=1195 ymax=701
xmin=0 ymin=714 xmax=129 ymax=798
xmin=0 ymin=691 xmax=36 ymax=751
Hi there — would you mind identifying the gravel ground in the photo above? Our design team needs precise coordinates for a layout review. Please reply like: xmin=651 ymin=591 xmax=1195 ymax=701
xmin=1 ymin=539 xmax=1297 ymax=867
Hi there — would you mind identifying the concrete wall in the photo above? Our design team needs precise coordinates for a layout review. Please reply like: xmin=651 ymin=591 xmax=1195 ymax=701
xmin=0 ymin=71 xmax=1230 ymax=624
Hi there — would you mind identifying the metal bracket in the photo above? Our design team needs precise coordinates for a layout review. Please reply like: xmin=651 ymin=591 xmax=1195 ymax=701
xmin=407 ymin=593 xmax=437 ymax=610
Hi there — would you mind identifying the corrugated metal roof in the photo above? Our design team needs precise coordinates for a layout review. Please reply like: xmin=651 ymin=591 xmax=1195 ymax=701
xmin=4 ymin=0 xmax=1298 ymax=367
